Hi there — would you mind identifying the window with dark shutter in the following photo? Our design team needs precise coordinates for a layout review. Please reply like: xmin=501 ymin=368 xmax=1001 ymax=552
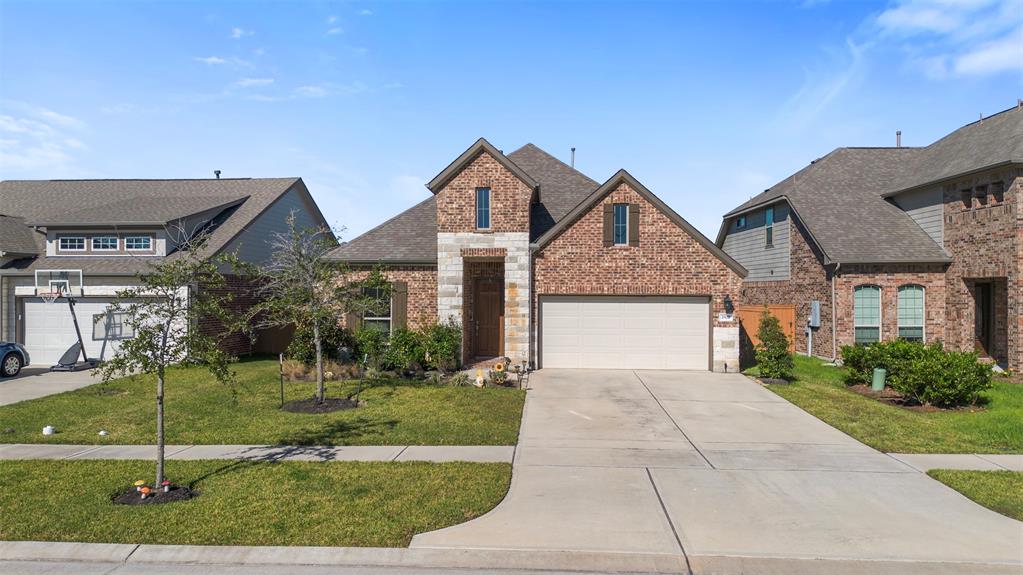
xmin=391 ymin=281 xmax=408 ymax=330
xmin=602 ymin=204 xmax=614 ymax=247
xmin=628 ymin=204 xmax=640 ymax=246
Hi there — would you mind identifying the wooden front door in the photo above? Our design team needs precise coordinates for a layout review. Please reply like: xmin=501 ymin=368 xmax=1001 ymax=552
xmin=474 ymin=278 xmax=503 ymax=357
xmin=974 ymin=282 xmax=992 ymax=355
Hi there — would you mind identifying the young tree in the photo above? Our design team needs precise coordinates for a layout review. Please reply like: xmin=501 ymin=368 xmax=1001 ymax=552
xmin=98 ymin=230 xmax=243 ymax=487
xmin=755 ymin=309 xmax=794 ymax=380
xmin=252 ymin=212 xmax=388 ymax=403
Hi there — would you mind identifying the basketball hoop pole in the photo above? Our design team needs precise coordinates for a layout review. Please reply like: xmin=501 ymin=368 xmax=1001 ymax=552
xmin=65 ymin=295 xmax=89 ymax=365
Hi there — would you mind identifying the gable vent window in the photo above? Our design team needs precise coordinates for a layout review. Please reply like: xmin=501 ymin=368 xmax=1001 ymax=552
xmin=475 ymin=187 xmax=491 ymax=230
xmin=736 ymin=215 xmax=747 ymax=230
xmin=897 ymin=285 xmax=925 ymax=342
xmin=765 ymin=207 xmax=775 ymax=248
xmin=92 ymin=236 xmax=118 ymax=251
xmin=854 ymin=285 xmax=881 ymax=345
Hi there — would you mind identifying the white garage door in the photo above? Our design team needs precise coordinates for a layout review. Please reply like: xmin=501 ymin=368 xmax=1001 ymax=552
xmin=540 ymin=296 xmax=710 ymax=370
xmin=23 ymin=298 xmax=129 ymax=365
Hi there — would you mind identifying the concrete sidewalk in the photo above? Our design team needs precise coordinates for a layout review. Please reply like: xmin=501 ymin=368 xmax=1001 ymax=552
xmin=888 ymin=452 xmax=1023 ymax=472
xmin=0 ymin=443 xmax=514 ymax=463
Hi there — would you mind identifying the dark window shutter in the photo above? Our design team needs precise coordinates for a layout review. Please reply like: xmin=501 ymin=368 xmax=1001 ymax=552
xmin=602 ymin=204 xmax=614 ymax=247
xmin=392 ymin=280 xmax=408 ymax=330
xmin=345 ymin=312 xmax=362 ymax=331
xmin=628 ymin=204 xmax=640 ymax=247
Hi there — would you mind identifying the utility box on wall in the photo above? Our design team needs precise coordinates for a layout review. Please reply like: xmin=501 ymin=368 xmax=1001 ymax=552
xmin=809 ymin=300 xmax=821 ymax=328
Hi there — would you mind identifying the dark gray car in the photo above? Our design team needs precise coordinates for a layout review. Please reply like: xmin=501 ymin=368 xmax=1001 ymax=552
xmin=0 ymin=342 xmax=30 ymax=377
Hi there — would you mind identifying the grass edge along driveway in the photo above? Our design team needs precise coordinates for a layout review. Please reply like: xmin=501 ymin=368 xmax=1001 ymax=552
xmin=927 ymin=469 xmax=1023 ymax=523
xmin=756 ymin=355 xmax=1023 ymax=454
xmin=0 ymin=358 xmax=525 ymax=446
xmin=0 ymin=459 xmax=512 ymax=547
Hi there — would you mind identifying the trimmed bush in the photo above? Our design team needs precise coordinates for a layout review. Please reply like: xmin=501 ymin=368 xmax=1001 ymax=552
xmin=840 ymin=340 xmax=992 ymax=407
xmin=286 ymin=322 xmax=355 ymax=366
xmin=755 ymin=311 xmax=794 ymax=380
xmin=421 ymin=320 xmax=461 ymax=372
xmin=353 ymin=327 xmax=389 ymax=369
xmin=387 ymin=328 xmax=427 ymax=373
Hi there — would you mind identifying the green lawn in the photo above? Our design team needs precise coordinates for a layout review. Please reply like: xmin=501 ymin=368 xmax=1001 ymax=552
xmin=928 ymin=469 xmax=1023 ymax=522
xmin=756 ymin=355 xmax=1023 ymax=454
xmin=0 ymin=359 xmax=524 ymax=445
xmin=0 ymin=459 xmax=510 ymax=547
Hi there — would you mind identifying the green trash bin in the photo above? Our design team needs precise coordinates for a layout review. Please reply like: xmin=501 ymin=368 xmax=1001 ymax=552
xmin=872 ymin=368 xmax=887 ymax=391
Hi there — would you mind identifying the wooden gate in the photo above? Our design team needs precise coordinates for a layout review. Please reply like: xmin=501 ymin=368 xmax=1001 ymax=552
xmin=736 ymin=304 xmax=796 ymax=352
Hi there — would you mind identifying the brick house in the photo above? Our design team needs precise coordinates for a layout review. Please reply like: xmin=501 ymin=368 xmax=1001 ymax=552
xmin=328 ymin=139 xmax=747 ymax=372
xmin=0 ymin=178 xmax=330 ymax=364
xmin=717 ymin=105 xmax=1022 ymax=371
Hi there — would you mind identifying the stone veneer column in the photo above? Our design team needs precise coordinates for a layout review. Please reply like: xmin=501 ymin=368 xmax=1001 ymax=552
xmin=438 ymin=232 xmax=531 ymax=364
xmin=713 ymin=326 xmax=740 ymax=373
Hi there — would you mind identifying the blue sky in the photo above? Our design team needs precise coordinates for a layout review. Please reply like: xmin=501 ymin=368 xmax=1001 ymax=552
xmin=1 ymin=0 xmax=1020 ymax=240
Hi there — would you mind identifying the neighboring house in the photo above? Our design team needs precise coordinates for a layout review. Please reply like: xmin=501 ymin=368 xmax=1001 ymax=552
xmin=717 ymin=105 xmax=1022 ymax=371
xmin=328 ymin=139 xmax=747 ymax=372
xmin=0 ymin=178 xmax=328 ymax=365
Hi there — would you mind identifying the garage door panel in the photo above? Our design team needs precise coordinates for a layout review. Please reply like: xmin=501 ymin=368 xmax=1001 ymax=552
xmin=541 ymin=296 xmax=709 ymax=371
xmin=23 ymin=298 xmax=128 ymax=366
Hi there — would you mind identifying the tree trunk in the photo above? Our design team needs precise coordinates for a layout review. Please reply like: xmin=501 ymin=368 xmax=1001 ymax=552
xmin=313 ymin=320 xmax=324 ymax=403
xmin=155 ymin=366 xmax=165 ymax=487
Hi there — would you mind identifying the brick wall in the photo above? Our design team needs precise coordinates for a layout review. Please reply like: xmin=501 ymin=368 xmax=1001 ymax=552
xmin=342 ymin=265 xmax=438 ymax=331
xmin=833 ymin=264 xmax=947 ymax=350
xmin=533 ymin=181 xmax=744 ymax=371
xmin=939 ymin=167 xmax=1020 ymax=369
xmin=740 ymin=213 xmax=835 ymax=358
xmin=435 ymin=151 xmax=533 ymax=234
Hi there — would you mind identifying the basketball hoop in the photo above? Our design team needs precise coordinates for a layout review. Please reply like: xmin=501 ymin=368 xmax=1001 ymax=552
xmin=39 ymin=291 xmax=62 ymax=305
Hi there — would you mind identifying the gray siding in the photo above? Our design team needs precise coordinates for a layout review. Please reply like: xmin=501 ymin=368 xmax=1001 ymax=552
xmin=221 ymin=187 xmax=323 ymax=266
xmin=892 ymin=187 xmax=943 ymax=246
xmin=721 ymin=203 xmax=791 ymax=281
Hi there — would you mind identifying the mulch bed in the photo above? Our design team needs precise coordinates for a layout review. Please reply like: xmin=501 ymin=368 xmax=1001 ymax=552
xmin=113 ymin=486 xmax=198 ymax=506
xmin=847 ymin=384 xmax=985 ymax=413
xmin=281 ymin=397 xmax=364 ymax=414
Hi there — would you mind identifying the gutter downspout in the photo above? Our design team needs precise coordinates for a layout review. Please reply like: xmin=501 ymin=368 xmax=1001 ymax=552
xmin=831 ymin=262 xmax=840 ymax=361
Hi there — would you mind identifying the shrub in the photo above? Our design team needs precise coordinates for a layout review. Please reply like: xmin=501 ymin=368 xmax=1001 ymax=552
xmin=353 ymin=327 xmax=389 ymax=369
xmin=286 ymin=322 xmax=354 ymax=366
xmin=387 ymin=328 xmax=427 ymax=373
xmin=754 ymin=311 xmax=793 ymax=380
xmin=841 ymin=340 xmax=992 ymax=407
xmin=421 ymin=320 xmax=461 ymax=372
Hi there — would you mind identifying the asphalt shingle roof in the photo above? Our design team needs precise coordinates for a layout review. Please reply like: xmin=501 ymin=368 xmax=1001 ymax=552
xmin=328 ymin=143 xmax=599 ymax=263
xmin=0 ymin=215 xmax=39 ymax=255
xmin=721 ymin=107 xmax=1023 ymax=265
xmin=0 ymin=177 xmax=308 ymax=274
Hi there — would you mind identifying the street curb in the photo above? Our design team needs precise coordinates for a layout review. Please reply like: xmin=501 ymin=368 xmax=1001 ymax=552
xmin=4 ymin=541 xmax=1022 ymax=574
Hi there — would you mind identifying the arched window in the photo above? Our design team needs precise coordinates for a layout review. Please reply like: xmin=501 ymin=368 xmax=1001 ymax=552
xmin=854 ymin=285 xmax=881 ymax=345
xmin=898 ymin=285 xmax=925 ymax=342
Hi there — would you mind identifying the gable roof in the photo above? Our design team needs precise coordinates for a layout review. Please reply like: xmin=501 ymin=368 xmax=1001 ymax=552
xmin=536 ymin=169 xmax=747 ymax=277
xmin=0 ymin=215 xmax=39 ymax=256
xmin=719 ymin=148 xmax=949 ymax=265
xmin=426 ymin=138 xmax=538 ymax=194
xmin=328 ymin=140 xmax=600 ymax=263
xmin=0 ymin=177 xmax=318 ymax=274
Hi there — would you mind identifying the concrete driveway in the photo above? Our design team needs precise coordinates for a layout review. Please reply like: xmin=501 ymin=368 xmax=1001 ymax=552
xmin=412 ymin=369 xmax=1023 ymax=573
xmin=0 ymin=367 xmax=99 ymax=406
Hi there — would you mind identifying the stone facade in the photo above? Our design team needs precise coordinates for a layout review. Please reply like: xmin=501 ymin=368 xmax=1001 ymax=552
xmin=740 ymin=214 xmax=835 ymax=358
xmin=532 ymin=181 xmax=745 ymax=372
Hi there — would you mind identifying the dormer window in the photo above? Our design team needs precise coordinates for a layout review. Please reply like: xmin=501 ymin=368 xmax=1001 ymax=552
xmin=125 ymin=236 xmax=152 ymax=251
xmin=92 ymin=236 xmax=118 ymax=251
xmin=736 ymin=215 xmax=747 ymax=230
xmin=476 ymin=187 xmax=491 ymax=230
xmin=59 ymin=237 xmax=85 ymax=251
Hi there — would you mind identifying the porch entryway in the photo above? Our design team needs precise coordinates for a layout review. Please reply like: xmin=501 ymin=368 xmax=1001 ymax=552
xmin=463 ymin=259 xmax=504 ymax=365
xmin=969 ymin=278 xmax=1008 ymax=365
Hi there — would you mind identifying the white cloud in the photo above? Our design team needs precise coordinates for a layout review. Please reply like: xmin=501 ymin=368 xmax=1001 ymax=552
xmin=358 ymin=9 xmax=372 ymax=16
xmin=872 ymin=0 xmax=1022 ymax=77
xmin=774 ymin=38 xmax=867 ymax=131
xmin=294 ymin=85 xmax=328 ymax=98
xmin=0 ymin=103 xmax=86 ymax=177
xmin=234 ymin=77 xmax=275 ymax=88
xmin=195 ymin=56 xmax=227 ymax=65
xmin=327 ymin=15 xmax=338 ymax=24
xmin=327 ymin=27 xmax=344 ymax=35
xmin=231 ymin=27 xmax=253 ymax=39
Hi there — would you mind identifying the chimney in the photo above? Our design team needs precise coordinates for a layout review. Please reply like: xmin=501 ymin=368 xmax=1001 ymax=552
xmin=1017 ymin=98 xmax=1022 ymax=111
xmin=214 ymin=170 xmax=221 ymax=179
xmin=570 ymin=147 xmax=576 ymax=168
xmin=896 ymin=131 xmax=902 ymax=148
